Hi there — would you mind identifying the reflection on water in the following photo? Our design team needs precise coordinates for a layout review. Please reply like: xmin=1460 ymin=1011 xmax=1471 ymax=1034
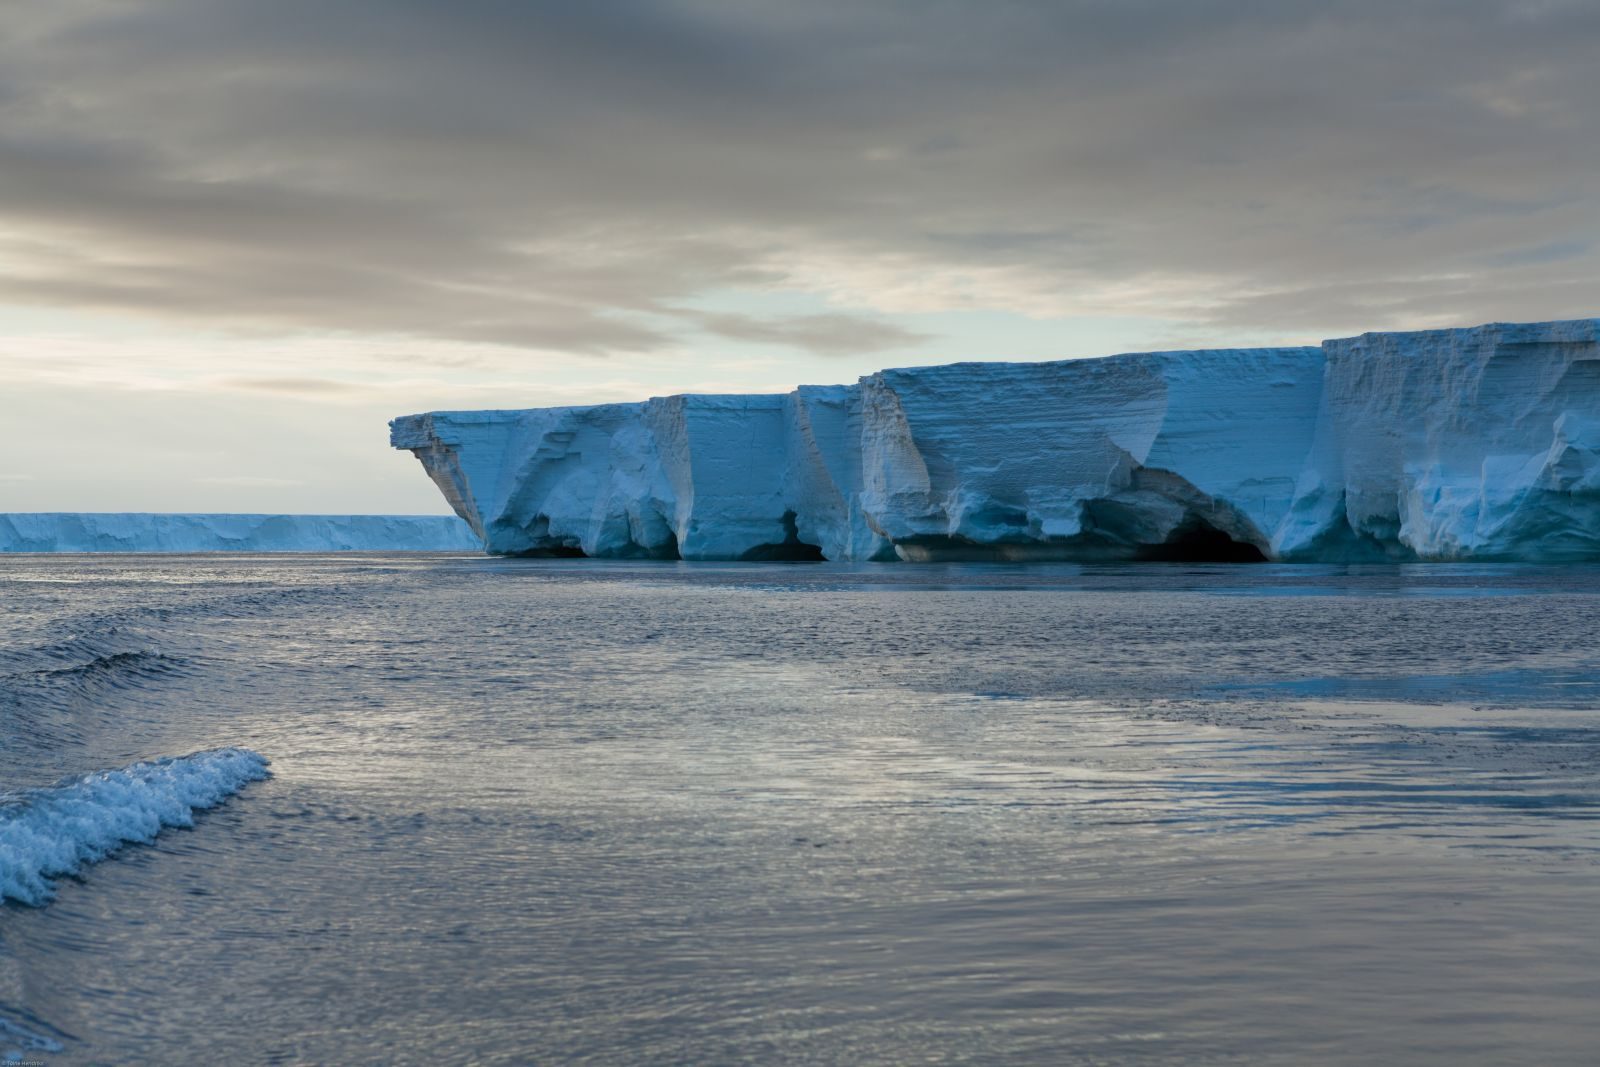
xmin=1241 ymin=667 xmax=1600 ymax=706
xmin=2 ymin=556 xmax=1599 ymax=1064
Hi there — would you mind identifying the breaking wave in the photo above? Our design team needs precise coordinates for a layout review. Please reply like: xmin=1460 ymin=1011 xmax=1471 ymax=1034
xmin=0 ymin=748 xmax=270 ymax=906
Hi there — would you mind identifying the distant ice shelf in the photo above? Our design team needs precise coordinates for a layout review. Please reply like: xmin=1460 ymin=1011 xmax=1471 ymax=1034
xmin=0 ymin=514 xmax=481 ymax=553
xmin=392 ymin=319 xmax=1600 ymax=563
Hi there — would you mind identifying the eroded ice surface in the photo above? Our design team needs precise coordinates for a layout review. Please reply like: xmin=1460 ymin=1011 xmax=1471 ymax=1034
xmin=0 ymin=514 xmax=480 ymax=553
xmin=392 ymin=319 xmax=1600 ymax=561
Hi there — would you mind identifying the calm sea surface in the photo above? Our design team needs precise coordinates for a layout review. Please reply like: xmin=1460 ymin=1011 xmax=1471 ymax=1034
xmin=2 ymin=555 xmax=1599 ymax=1065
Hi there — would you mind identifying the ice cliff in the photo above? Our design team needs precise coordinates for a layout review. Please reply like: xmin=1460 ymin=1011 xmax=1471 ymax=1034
xmin=391 ymin=319 xmax=1600 ymax=562
xmin=0 ymin=514 xmax=480 ymax=553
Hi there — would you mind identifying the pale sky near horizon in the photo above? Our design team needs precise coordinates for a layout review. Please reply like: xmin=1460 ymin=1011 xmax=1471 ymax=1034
xmin=3 ymin=1 xmax=1598 ymax=514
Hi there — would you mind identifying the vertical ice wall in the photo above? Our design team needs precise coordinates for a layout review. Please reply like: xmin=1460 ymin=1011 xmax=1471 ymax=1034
xmin=1279 ymin=319 xmax=1600 ymax=560
xmin=391 ymin=319 xmax=1600 ymax=562
xmin=856 ymin=349 xmax=1325 ymax=558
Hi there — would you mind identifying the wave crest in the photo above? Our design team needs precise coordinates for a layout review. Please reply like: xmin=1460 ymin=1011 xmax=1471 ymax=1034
xmin=0 ymin=747 xmax=270 ymax=906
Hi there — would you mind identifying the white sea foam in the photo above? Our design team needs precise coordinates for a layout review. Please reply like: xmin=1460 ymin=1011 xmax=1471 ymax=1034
xmin=0 ymin=1014 xmax=65 ymax=1057
xmin=0 ymin=748 xmax=270 ymax=906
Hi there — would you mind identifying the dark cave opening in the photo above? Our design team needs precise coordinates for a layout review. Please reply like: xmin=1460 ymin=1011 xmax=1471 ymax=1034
xmin=508 ymin=544 xmax=587 ymax=558
xmin=1136 ymin=517 xmax=1268 ymax=563
xmin=608 ymin=528 xmax=682 ymax=560
xmin=740 ymin=510 xmax=827 ymax=562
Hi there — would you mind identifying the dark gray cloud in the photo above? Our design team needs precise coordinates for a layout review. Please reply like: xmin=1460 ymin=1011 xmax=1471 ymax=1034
xmin=1 ymin=0 xmax=1597 ymax=360
xmin=680 ymin=310 xmax=930 ymax=354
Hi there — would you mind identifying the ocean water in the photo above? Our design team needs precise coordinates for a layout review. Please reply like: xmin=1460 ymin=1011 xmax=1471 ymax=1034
xmin=2 ymin=555 xmax=1598 ymax=1065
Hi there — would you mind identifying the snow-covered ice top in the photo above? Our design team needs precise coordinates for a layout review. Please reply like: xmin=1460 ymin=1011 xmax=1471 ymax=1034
xmin=0 ymin=513 xmax=480 ymax=553
xmin=391 ymin=319 xmax=1600 ymax=562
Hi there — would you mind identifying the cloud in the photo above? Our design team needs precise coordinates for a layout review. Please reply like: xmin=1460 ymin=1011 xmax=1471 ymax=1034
xmin=0 ymin=0 xmax=1597 ymax=362
xmin=684 ymin=310 xmax=929 ymax=354
xmin=218 ymin=377 xmax=366 ymax=396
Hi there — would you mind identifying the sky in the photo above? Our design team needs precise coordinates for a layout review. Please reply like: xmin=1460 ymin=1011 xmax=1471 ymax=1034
xmin=3 ymin=0 xmax=1598 ymax=514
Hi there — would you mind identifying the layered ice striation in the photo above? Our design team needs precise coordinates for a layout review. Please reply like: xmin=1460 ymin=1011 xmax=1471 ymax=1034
xmin=0 ymin=748 xmax=270 ymax=906
xmin=391 ymin=320 xmax=1600 ymax=562
xmin=0 ymin=513 xmax=480 ymax=553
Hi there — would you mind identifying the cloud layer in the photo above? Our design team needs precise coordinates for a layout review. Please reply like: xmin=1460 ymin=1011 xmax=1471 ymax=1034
xmin=3 ymin=0 xmax=1598 ymax=365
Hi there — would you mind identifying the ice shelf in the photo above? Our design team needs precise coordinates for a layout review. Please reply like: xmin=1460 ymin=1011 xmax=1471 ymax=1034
xmin=392 ymin=320 xmax=1600 ymax=562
